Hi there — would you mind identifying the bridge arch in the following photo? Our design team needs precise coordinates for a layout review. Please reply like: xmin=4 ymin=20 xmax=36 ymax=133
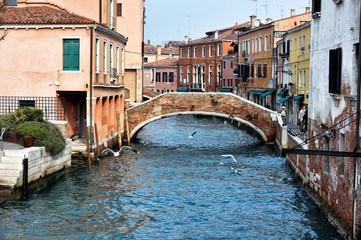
xmin=126 ymin=93 xmax=278 ymax=143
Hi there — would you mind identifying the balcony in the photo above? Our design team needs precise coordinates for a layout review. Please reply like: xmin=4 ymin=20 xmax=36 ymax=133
xmin=189 ymin=83 xmax=205 ymax=92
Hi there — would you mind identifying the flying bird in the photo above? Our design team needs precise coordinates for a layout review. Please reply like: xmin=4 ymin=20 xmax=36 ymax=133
xmin=100 ymin=146 xmax=139 ymax=157
xmin=189 ymin=131 xmax=197 ymax=138
xmin=221 ymin=154 xmax=237 ymax=163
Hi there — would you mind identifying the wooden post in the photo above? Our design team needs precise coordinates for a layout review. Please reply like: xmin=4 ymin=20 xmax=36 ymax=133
xmin=85 ymin=126 xmax=92 ymax=170
xmin=116 ymin=111 xmax=122 ymax=148
xmin=237 ymin=122 xmax=241 ymax=128
xmin=22 ymin=156 xmax=28 ymax=200
xmin=124 ymin=109 xmax=130 ymax=146
xmin=94 ymin=123 xmax=100 ymax=164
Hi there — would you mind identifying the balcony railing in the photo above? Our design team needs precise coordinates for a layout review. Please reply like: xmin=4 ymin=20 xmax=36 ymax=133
xmin=189 ymin=83 xmax=205 ymax=91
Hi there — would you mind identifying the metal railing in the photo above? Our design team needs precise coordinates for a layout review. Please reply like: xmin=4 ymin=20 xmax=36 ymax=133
xmin=0 ymin=96 xmax=65 ymax=121
xmin=1 ymin=127 xmax=5 ymax=153
xmin=288 ymin=127 xmax=308 ymax=141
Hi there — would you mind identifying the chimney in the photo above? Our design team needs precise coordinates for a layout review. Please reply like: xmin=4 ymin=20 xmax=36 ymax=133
xmin=265 ymin=18 xmax=272 ymax=24
xmin=291 ymin=9 xmax=295 ymax=17
xmin=305 ymin=7 xmax=310 ymax=12
xmin=250 ymin=15 xmax=257 ymax=29
xmin=185 ymin=35 xmax=189 ymax=44
xmin=156 ymin=45 xmax=161 ymax=61
xmin=148 ymin=40 xmax=150 ymax=45
xmin=214 ymin=31 xmax=219 ymax=39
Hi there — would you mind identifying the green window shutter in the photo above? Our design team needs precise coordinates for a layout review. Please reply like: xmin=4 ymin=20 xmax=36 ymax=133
xmin=63 ymin=39 xmax=80 ymax=71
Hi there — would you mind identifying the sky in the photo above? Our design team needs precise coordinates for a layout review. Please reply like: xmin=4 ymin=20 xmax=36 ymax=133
xmin=144 ymin=0 xmax=311 ymax=46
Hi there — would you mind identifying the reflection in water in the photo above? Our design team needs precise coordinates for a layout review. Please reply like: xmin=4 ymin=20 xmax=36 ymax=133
xmin=0 ymin=115 xmax=342 ymax=239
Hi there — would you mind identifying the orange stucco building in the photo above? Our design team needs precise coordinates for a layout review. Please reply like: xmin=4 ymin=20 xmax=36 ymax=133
xmin=0 ymin=1 xmax=127 ymax=145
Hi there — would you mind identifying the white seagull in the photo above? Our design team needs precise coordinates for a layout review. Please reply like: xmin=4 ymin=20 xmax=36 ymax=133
xmin=221 ymin=154 xmax=237 ymax=163
xmin=100 ymin=146 xmax=139 ymax=157
xmin=189 ymin=131 xmax=197 ymax=139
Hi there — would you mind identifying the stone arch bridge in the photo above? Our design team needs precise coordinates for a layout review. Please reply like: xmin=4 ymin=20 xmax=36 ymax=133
xmin=126 ymin=93 xmax=278 ymax=143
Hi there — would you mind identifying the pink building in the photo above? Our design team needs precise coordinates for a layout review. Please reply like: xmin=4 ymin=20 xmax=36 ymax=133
xmin=144 ymin=58 xmax=179 ymax=94
xmin=0 ymin=1 xmax=127 ymax=144
xmin=221 ymin=46 xmax=238 ymax=93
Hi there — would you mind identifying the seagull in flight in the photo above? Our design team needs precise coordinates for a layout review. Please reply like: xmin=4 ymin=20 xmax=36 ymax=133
xmin=100 ymin=146 xmax=139 ymax=157
xmin=189 ymin=131 xmax=197 ymax=139
xmin=221 ymin=154 xmax=237 ymax=163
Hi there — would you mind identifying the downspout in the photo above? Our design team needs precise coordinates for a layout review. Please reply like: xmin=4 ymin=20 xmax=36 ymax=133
xmin=353 ymin=3 xmax=361 ymax=238
xmin=90 ymin=27 xmax=94 ymax=152
xmin=99 ymin=0 xmax=102 ymax=24
xmin=140 ymin=7 xmax=145 ymax=102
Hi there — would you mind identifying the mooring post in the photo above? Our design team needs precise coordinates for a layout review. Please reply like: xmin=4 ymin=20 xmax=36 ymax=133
xmin=116 ymin=111 xmax=122 ymax=148
xmin=124 ymin=109 xmax=130 ymax=146
xmin=85 ymin=126 xmax=92 ymax=170
xmin=94 ymin=123 xmax=100 ymax=164
xmin=22 ymin=156 xmax=28 ymax=200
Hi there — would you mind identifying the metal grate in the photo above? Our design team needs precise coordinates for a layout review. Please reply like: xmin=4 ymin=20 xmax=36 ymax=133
xmin=0 ymin=96 xmax=65 ymax=121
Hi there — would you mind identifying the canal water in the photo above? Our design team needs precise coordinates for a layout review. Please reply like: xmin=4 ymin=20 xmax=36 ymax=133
xmin=0 ymin=115 xmax=342 ymax=239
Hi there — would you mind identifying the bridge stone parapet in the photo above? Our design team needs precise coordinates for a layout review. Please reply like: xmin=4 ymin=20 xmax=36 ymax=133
xmin=126 ymin=92 xmax=278 ymax=143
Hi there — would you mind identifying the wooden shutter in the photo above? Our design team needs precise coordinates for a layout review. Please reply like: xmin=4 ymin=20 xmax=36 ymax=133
xmin=63 ymin=39 xmax=79 ymax=71
xmin=117 ymin=3 xmax=122 ymax=17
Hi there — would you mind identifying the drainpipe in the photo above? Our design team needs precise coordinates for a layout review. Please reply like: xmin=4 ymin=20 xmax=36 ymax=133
xmin=90 ymin=28 xmax=94 ymax=152
xmin=352 ymin=3 xmax=361 ymax=238
xmin=99 ymin=0 xmax=102 ymax=24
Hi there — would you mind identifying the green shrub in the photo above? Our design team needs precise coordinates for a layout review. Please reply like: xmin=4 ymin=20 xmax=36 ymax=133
xmin=15 ymin=121 xmax=66 ymax=155
xmin=15 ymin=107 xmax=44 ymax=123
xmin=0 ymin=113 xmax=17 ymax=132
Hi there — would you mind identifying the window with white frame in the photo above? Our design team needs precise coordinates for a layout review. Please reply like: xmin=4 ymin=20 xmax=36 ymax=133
xmin=303 ymin=69 xmax=306 ymax=88
xmin=109 ymin=43 xmax=114 ymax=77
xmin=121 ymin=47 xmax=124 ymax=76
xmin=202 ymin=46 xmax=206 ymax=57
xmin=223 ymin=60 xmax=226 ymax=70
xmin=209 ymin=45 xmax=213 ymax=57
xmin=217 ymin=64 xmax=221 ymax=85
xmin=303 ymin=35 xmax=305 ymax=49
xmin=194 ymin=46 xmax=197 ymax=58
xmin=103 ymin=40 xmax=107 ymax=74
xmin=259 ymin=36 xmax=262 ymax=52
xmin=209 ymin=65 xmax=212 ymax=86
xmin=180 ymin=67 xmax=183 ymax=84
xmin=180 ymin=48 xmax=183 ymax=59
xmin=269 ymin=34 xmax=272 ymax=50
xmin=188 ymin=47 xmax=191 ymax=58
xmin=252 ymin=38 xmax=254 ymax=53
xmin=294 ymin=38 xmax=297 ymax=50
xmin=265 ymin=35 xmax=268 ymax=51
xmin=299 ymin=70 xmax=302 ymax=88
xmin=95 ymin=37 xmax=99 ymax=73
xmin=193 ymin=66 xmax=197 ymax=82
xmin=187 ymin=66 xmax=191 ymax=84
xmin=255 ymin=37 xmax=257 ymax=52
xmin=116 ymin=45 xmax=119 ymax=75
xmin=299 ymin=36 xmax=302 ymax=49
xmin=217 ymin=44 xmax=221 ymax=56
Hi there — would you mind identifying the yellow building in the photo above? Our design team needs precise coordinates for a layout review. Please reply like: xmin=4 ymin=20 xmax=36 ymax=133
xmin=288 ymin=22 xmax=311 ymax=125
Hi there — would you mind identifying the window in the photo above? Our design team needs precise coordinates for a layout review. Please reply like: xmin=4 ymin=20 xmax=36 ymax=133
xmin=188 ymin=47 xmax=191 ymax=58
xmin=299 ymin=37 xmax=301 ymax=49
xmin=116 ymin=45 xmax=119 ymax=75
xmin=299 ymin=70 xmax=302 ymax=88
xmin=202 ymin=46 xmax=206 ymax=57
xmin=209 ymin=65 xmax=213 ymax=86
xmin=269 ymin=34 xmax=272 ymax=50
xmin=180 ymin=67 xmax=183 ymax=84
xmin=109 ymin=43 xmax=114 ymax=76
xmin=187 ymin=66 xmax=191 ymax=84
xmin=180 ymin=48 xmax=183 ymax=59
xmin=231 ymin=61 xmax=233 ymax=69
xmin=258 ymin=64 xmax=262 ymax=77
xmin=19 ymin=100 xmax=35 ymax=108
xmin=194 ymin=46 xmax=197 ymax=58
xmin=117 ymin=3 xmax=122 ymax=17
xmin=250 ymin=64 xmax=254 ymax=77
xmin=323 ymin=138 xmax=330 ymax=174
xmin=217 ymin=44 xmax=221 ymax=56
xmin=156 ymin=72 xmax=161 ymax=82
xmin=263 ymin=64 xmax=267 ymax=78
xmin=217 ymin=64 xmax=221 ymax=85
xmin=63 ymin=39 xmax=80 ymax=71
xmin=5 ymin=0 xmax=17 ymax=6
xmin=169 ymin=72 xmax=174 ymax=82
xmin=303 ymin=70 xmax=306 ymax=88
xmin=223 ymin=61 xmax=226 ymax=70
xmin=121 ymin=47 xmax=125 ymax=76
xmin=144 ymin=57 xmax=148 ymax=63
xmin=252 ymin=38 xmax=255 ymax=53
xmin=302 ymin=35 xmax=306 ymax=49
xmin=254 ymin=38 xmax=258 ymax=52
xmin=294 ymin=38 xmax=297 ymax=50
xmin=329 ymin=48 xmax=342 ymax=94
xmin=265 ymin=35 xmax=268 ymax=51
xmin=259 ymin=36 xmax=262 ymax=52
xmin=103 ymin=41 xmax=107 ymax=73
xmin=339 ymin=132 xmax=346 ymax=176
xmin=312 ymin=0 xmax=321 ymax=14
xmin=209 ymin=45 xmax=213 ymax=57
xmin=162 ymin=72 xmax=167 ymax=82
xmin=290 ymin=40 xmax=292 ymax=52
xmin=110 ymin=0 xmax=114 ymax=28
xmin=95 ymin=38 xmax=99 ymax=73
